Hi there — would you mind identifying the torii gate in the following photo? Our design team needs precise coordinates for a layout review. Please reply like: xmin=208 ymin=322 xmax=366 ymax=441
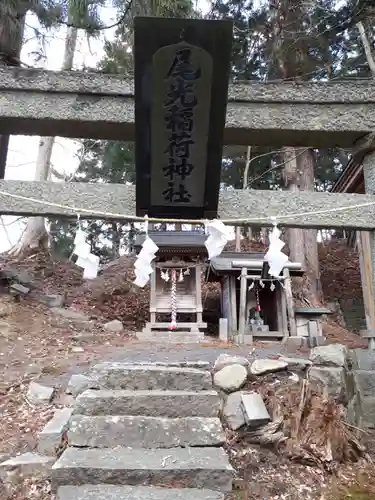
xmin=0 ymin=17 xmax=375 ymax=345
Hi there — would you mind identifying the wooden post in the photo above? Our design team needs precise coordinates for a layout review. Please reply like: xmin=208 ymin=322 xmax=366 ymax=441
xmin=362 ymin=150 xmax=375 ymax=349
xmin=276 ymin=284 xmax=288 ymax=336
xmin=238 ymin=268 xmax=249 ymax=344
xmin=195 ymin=264 xmax=203 ymax=324
xmin=150 ymin=261 xmax=156 ymax=324
xmin=357 ymin=231 xmax=375 ymax=334
xmin=283 ymin=268 xmax=297 ymax=337
xmin=229 ymin=276 xmax=238 ymax=335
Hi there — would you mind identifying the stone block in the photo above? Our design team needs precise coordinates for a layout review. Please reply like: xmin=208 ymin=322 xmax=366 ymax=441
xmin=353 ymin=370 xmax=375 ymax=398
xmin=241 ymin=392 xmax=271 ymax=428
xmin=27 ymin=382 xmax=54 ymax=405
xmin=309 ymin=344 xmax=348 ymax=367
xmin=52 ymin=447 xmax=234 ymax=492
xmin=0 ymin=453 xmax=55 ymax=481
xmin=219 ymin=318 xmax=228 ymax=342
xmin=250 ymin=359 xmax=288 ymax=376
xmin=68 ymin=415 xmax=225 ymax=448
xmin=66 ymin=374 xmax=98 ymax=397
xmin=40 ymin=294 xmax=65 ymax=308
xmin=103 ymin=320 xmax=123 ymax=332
xmin=213 ymin=365 xmax=247 ymax=393
xmin=38 ymin=408 xmax=73 ymax=456
xmin=90 ymin=363 xmax=213 ymax=391
xmin=308 ymin=366 xmax=347 ymax=401
xmin=222 ymin=392 xmax=246 ymax=430
xmin=214 ymin=354 xmax=250 ymax=373
xmin=73 ymin=389 xmax=220 ymax=418
xmin=56 ymin=485 xmax=225 ymax=500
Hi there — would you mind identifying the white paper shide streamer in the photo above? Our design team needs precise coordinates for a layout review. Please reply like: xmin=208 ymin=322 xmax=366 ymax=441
xmin=73 ymin=229 xmax=100 ymax=279
xmin=204 ymin=219 xmax=234 ymax=259
xmin=133 ymin=236 xmax=159 ymax=288
xmin=264 ymin=224 xmax=288 ymax=277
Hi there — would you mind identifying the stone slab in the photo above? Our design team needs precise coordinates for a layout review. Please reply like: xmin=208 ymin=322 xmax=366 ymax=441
xmin=222 ymin=392 xmax=246 ymax=431
xmin=27 ymin=381 xmax=54 ymax=405
xmin=52 ymin=446 xmax=233 ymax=491
xmin=136 ymin=331 xmax=204 ymax=343
xmin=38 ymin=408 xmax=73 ymax=456
xmin=57 ymin=485 xmax=225 ymax=500
xmin=68 ymin=415 xmax=225 ymax=448
xmin=90 ymin=363 xmax=213 ymax=391
xmin=73 ymin=390 xmax=220 ymax=417
xmin=66 ymin=374 xmax=98 ymax=397
xmin=241 ymin=393 xmax=271 ymax=428
xmin=0 ymin=452 xmax=55 ymax=481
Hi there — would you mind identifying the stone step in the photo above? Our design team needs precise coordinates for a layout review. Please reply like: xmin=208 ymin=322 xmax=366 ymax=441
xmin=136 ymin=331 xmax=204 ymax=343
xmin=73 ymin=389 xmax=220 ymax=417
xmin=90 ymin=363 xmax=213 ymax=391
xmin=68 ymin=415 xmax=225 ymax=448
xmin=57 ymin=485 xmax=225 ymax=500
xmin=52 ymin=446 xmax=233 ymax=492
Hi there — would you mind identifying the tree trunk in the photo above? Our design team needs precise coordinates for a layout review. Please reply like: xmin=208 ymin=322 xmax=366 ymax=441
xmin=0 ymin=2 xmax=27 ymax=179
xmin=10 ymin=24 xmax=78 ymax=257
xmin=283 ymin=146 xmax=306 ymax=266
xmin=298 ymin=149 xmax=322 ymax=304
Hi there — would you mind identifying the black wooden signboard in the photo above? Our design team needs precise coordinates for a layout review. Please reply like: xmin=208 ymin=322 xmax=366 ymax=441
xmin=134 ymin=17 xmax=233 ymax=219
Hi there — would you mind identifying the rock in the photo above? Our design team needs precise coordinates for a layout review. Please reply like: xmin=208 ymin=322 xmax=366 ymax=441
xmin=90 ymin=363 xmax=213 ymax=391
xmin=38 ymin=408 xmax=73 ymax=456
xmin=353 ymin=370 xmax=375 ymax=398
xmin=27 ymin=382 xmax=54 ymax=405
xmin=309 ymin=344 xmax=348 ymax=367
xmin=51 ymin=308 xmax=90 ymax=321
xmin=71 ymin=346 xmax=84 ymax=353
xmin=278 ymin=356 xmax=312 ymax=370
xmin=40 ymin=294 xmax=65 ymax=308
xmin=222 ymin=392 xmax=246 ymax=430
xmin=308 ymin=366 xmax=347 ymax=401
xmin=0 ymin=452 xmax=55 ymax=481
xmin=103 ymin=320 xmax=123 ymax=332
xmin=350 ymin=349 xmax=375 ymax=370
xmin=66 ymin=374 xmax=98 ymax=397
xmin=213 ymin=365 xmax=247 ymax=392
xmin=241 ymin=392 xmax=271 ymax=428
xmin=51 ymin=447 xmax=233 ymax=492
xmin=73 ymin=389 xmax=220 ymax=417
xmin=50 ymin=308 xmax=94 ymax=330
xmin=360 ymin=396 xmax=375 ymax=428
xmin=214 ymin=354 xmax=250 ymax=373
xmin=68 ymin=415 xmax=225 ymax=448
xmin=250 ymin=359 xmax=288 ymax=376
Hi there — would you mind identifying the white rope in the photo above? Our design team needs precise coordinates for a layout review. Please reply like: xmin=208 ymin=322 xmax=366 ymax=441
xmin=169 ymin=269 xmax=177 ymax=331
xmin=0 ymin=189 xmax=374 ymax=226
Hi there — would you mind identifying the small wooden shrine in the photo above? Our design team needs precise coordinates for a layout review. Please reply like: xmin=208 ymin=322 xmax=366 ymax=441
xmin=135 ymin=231 xmax=207 ymax=336
xmin=208 ymin=251 xmax=303 ymax=342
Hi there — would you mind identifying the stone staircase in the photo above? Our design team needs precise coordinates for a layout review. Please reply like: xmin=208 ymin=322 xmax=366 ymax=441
xmin=52 ymin=363 xmax=234 ymax=499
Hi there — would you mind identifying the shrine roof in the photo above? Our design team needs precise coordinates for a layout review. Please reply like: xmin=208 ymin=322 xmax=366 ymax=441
xmin=210 ymin=251 xmax=303 ymax=276
xmin=134 ymin=231 xmax=207 ymax=251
